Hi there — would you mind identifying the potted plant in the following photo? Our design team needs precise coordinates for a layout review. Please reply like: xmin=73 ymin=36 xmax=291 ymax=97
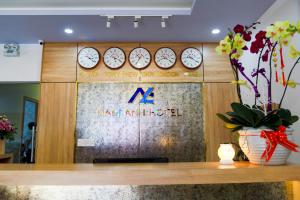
xmin=0 ymin=115 xmax=16 ymax=154
xmin=216 ymin=21 xmax=300 ymax=165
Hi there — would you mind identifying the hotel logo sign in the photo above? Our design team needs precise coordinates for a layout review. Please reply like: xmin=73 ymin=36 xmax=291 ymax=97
xmin=128 ymin=87 xmax=154 ymax=104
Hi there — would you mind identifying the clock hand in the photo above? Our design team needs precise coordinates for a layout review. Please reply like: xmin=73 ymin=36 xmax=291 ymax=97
xmin=156 ymin=56 xmax=172 ymax=64
xmin=111 ymin=55 xmax=122 ymax=63
xmin=157 ymin=57 xmax=165 ymax=62
xmin=187 ymin=56 xmax=199 ymax=63
xmin=165 ymin=57 xmax=174 ymax=64
xmin=135 ymin=55 xmax=142 ymax=64
xmin=86 ymin=55 xmax=96 ymax=62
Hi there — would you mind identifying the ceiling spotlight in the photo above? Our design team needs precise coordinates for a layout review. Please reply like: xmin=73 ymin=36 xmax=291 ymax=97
xmin=134 ymin=21 xmax=139 ymax=28
xmin=212 ymin=28 xmax=220 ymax=35
xmin=64 ymin=28 xmax=73 ymax=34
xmin=134 ymin=16 xmax=141 ymax=28
xmin=161 ymin=16 xmax=169 ymax=28
xmin=106 ymin=16 xmax=114 ymax=28
xmin=106 ymin=21 xmax=111 ymax=28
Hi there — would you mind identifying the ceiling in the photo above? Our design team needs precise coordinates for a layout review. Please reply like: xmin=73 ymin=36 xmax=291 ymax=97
xmin=0 ymin=0 xmax=276 ymax=43
xmin=0 ymin=0 xmax=195 ymax=15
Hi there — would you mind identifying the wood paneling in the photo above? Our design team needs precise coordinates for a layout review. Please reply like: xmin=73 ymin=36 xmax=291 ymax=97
xmin=139 ymin=43 xmax=203 ymax=82
xmin=0 ymin=162 xmax=300 ymax=185
xmin=292 ymin=181 xmax=300 ymax=200
xmin=285 ymin=181 xmax=300 ymax=200
xmin=203 ymin=43 xmax=234 ymax=82
xmin=77 ymin=42 xmax=204 ymax=83
xmin=203 ymin=83 xmax=239 ymax=161
xmin=77 ymin=43 xmax=140 ymax=82
xmin=41 ymin=43 xmax=77 ymax=82
xmin=38 ymin=42 xmax=237 ymax=164
xmin=36 ymin=83 xmax=76 ymax=164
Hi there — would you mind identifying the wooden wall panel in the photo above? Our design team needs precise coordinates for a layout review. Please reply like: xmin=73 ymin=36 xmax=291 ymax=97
xmin=203 ymin=43 xmax=234 ymax=82
xmin=42 ymin=43 xmax=77 ymax=82
xmin=292 ymin=181 xmax=300 ymax=200
xmin=203 ymin=83 xmax=238 ymax=161
xmin=139 ymin=43 xmax=203 ymax=82
xmin=77 ymin=42 xmax=203 ymax=83
xmin=36 ymin=83 xmax=76 ymax=164
xmin=38 ymin=42 xmax=237 ymax=164
xmin=77 ymin=43 xmax=140 ymax=82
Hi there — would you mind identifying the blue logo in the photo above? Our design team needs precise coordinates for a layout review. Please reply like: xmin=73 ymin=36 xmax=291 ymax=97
xmin=128 ymin=87 xmax=154 ymax=104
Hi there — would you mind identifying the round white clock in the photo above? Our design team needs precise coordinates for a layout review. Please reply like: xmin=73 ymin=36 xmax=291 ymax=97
xmin=129 ymin=47 xmax=151 ymax=70
xmin=103 ymin=47 xmax=126 ymax=69
xmin=181 ymin=47 xmax=203 ymax=69
xmin=154 ymin=47 xmax=177 ymax=69
xmin=78 ymin=47 xmax=100 ymax=69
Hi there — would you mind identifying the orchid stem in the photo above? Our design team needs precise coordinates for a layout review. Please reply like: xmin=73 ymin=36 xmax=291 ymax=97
xmin=267 ymin=42 xmax=277 ymax=111
xmin=254 ymin=45 xmax=266 ymax=106
xmin=230 ymin=56 xmax=243 ymax=104
xmin=279 ymin=56 xmax=300 ymax=108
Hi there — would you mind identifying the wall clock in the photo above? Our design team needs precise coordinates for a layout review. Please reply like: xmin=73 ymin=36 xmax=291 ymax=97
xmin=154 ymin=47 xmax=177 ymax=69
xmin=181 ymin=47 xmax=203 ymax=69
xmin=78 ymin=47 xmax=100 ymax=69
xmin=103 ymin=47 xmax=126 ymax=69
xmin=129 ymin=47 xmax=151 ymax=70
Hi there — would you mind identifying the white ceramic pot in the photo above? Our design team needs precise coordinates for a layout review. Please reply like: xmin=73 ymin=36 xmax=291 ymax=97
xmin=238 ymin=127 xmax=294 ymax=165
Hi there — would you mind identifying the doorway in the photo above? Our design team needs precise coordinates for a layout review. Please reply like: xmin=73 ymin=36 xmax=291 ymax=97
xmin=20 ymin=97 xmax=38 ymax=163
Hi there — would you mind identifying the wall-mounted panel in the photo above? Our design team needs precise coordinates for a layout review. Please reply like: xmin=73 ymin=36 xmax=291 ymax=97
xmin=41 ymin=43 xmax=77 ymax=82
xmin=76 ymin=83 xmax=204 ymax=162
xmin=203 ymin=83 xmax=238 ymax=161
xmin=203 ymin=43 xmax=234 ymax=82
xmin=77 ymin=42 xmax=203 ymax=83
xmin=36 ymin=83 xmax=76 ymax=163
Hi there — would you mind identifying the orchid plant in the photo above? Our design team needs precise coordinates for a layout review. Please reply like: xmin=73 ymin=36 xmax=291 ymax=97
xmin=216 ymin=21 xmax=300 ymax=111
xmin=216 ymin=20 xmax=300 ymax=131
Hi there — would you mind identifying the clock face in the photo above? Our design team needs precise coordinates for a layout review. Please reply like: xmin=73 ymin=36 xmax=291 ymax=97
xmin=103 ymin=47 xmax=126 ymax=69
xmin=129 ymin=47 xmax=151 ymax=69
xmin=78 ymin=47 xmax=100 ymax=69
xmin=154 ymin=47 xmax=177 ymax=69
xmin=181 ymin=47 xmax=203 ymax=69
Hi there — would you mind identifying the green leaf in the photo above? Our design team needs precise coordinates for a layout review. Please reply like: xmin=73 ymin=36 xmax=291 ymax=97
xmin=231 ymin=118 xmax=251 ymax=127
xmin=231 ymin=102 xmax=256 ymax=126
xmin=264 ymin=115 xmax=282 ymax=130
xmin=216 ymin=113 xmax=234 ymax=124
xmin=277 ymin=109 xmax=291 ymax=119
xmin=252 ymin=109 xmax=265 ymax=119
xmin=226 ymin=113 xmax=252 ymax=126
xmin=290 ymin=116 xmax=299 ymax=123
xmin=230 ymin=125 xmax=243 ymax=132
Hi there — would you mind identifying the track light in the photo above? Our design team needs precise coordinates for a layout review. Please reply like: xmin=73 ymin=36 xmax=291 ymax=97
xmin=134 ymin=21 xmax=139 ymax=28
xmin=106 ymin=16 xmax=114 ymax=28
xmin=106 ymin=21 xmax=111 ymax=28
xmin=161 ymin=16 xmax=169 ymax=28
xmin=134 ymin=16 xmax=141 ymax=28
xmin=161 ymin=21 xmax=166 ymax=28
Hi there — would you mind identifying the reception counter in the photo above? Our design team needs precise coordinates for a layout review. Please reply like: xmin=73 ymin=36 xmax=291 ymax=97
xmin=0 ymin=162 xmax=299 ymax=185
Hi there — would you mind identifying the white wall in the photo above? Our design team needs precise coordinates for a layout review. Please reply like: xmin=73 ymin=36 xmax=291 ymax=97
xmin=0 ymin=44 xmax=42 ymax=82
xmin=240 ymin=0 xmax=300 ymax=163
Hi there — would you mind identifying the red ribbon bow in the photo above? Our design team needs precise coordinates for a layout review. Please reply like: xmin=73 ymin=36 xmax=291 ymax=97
xmin=260 ymin=125 xmax=299 ymax=162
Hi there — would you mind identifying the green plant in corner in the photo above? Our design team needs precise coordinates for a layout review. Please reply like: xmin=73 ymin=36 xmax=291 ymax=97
xmin=217 ymin=102 xmax=299 ymax=132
